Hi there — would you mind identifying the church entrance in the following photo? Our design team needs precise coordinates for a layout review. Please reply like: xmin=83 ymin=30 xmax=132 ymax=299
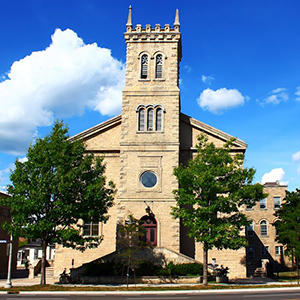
xmin=140 ymin=215 xmax=157 ymax=246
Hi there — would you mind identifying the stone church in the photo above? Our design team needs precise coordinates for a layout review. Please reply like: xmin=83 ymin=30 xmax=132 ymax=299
xmin=54 ymin=8 xmax=250 ymax=278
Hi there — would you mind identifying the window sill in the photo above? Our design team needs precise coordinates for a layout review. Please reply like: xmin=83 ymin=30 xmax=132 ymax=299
xmin=153 ymin=78 xmax=165 ymax=82
xmin=138 ymin=79 xmax=151 ymax=82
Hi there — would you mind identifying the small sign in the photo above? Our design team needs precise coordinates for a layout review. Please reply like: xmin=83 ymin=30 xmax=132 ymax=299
xmin=0 ymin=240 xmax=7 ymax=244
xmin=212 ymin=258 xmax=216 ymax=266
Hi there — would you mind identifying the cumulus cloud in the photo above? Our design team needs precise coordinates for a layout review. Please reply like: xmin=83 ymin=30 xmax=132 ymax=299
xmin=261 ymin=168 xmax=287 ymax=185
xmin=292 ymin=151 xmax=300 ymax=162
xmin=201 ymin=75 xmax=214 ymax=85
xmin=197 ymin=88 xmax=245 ymax=114
xmin=0 ymin=28 xmax=125 ymax=155
xmin=261 ymin=87 xmax=289 ymax=105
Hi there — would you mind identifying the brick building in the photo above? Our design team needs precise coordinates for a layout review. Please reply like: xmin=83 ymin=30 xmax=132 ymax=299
xmin=245 ymin=181 xmax=288 ymax=276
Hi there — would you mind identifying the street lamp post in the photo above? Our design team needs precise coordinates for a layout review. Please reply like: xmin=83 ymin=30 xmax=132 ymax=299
xmin=5 ymin=233 xmax=13 ymax=288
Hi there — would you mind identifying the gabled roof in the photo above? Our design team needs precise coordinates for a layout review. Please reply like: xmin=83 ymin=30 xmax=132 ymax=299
xmin=69 ymin=115 xmax=121 ymax=142
xmin=180 ymin=113 xmax=247 ymax=149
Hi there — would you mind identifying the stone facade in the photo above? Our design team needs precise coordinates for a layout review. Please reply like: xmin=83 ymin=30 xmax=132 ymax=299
xmin=245 ymin=181 xmax=289 ymax=276
xmin=54 ymin=8 xmax=257 ymax=279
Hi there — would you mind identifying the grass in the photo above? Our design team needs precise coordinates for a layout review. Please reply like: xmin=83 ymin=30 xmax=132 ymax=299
xmin=275 ymin=271 xmax=300 ymax=282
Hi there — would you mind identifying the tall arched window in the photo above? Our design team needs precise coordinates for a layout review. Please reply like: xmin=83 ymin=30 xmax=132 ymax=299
xmin=136 ymin=105 xmax=165 ymax=132
xmin=138 ymin=108 xmax=145 ymax=131
xmin=141 ymin=54 xmax=148 ymax=79
xmin=156 ymin=108 xmax=162 ymax=131
xmin=260 ymin=220 xmax=268 ymax=236
xmin=147 ymin=108 xmax=154 ymax=130
xmin=155 ymin=54 xmax=163 ymax=78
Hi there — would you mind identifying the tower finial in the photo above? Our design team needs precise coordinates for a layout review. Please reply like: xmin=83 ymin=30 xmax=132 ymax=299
xmin=174 ymin=9 xmax=180 ymax=27
xmin=126 ymin=5 xmax=132 ymax=29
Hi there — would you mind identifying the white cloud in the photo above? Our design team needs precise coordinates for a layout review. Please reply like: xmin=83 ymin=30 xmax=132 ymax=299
xmin=271 ymin=87 xmax=287 ymax=94
xmin=183 ymin=64 xmax=192 ymax=73
xmin=0 ymin=28 xmax=125 ymax=155
xmin=197 ymin=88 xmax=245 ymax=114
xmin=261 ymin=168 xmax=287 ymax=185
xmin=201 ymin=75 xmax=215 ymax=85
xmin=295 ymin=87 xmax=300 ymax=101
xmin=292 ymin=151 xmax=300 ymax=162
xmin=261 ymin=88 xmax=289 ymax=105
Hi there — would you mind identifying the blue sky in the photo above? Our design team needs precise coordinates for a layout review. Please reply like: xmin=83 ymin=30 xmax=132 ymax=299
xmin=0 ymin=0 xmax=300 ymax=191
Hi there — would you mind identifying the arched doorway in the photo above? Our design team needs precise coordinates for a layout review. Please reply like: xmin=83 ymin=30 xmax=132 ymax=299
xmin=140 ymin=215 xmax=157 ymax=246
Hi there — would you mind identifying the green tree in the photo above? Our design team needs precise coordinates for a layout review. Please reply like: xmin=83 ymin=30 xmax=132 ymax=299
xmin=274 ymin=189 xmax=300 ymax=284
xmin=116 ymin=215 xmax=148 ymax=287
xmin=0 ymin=121 xmax=115 ymax=285
xmin=172 ymin=135 xmax=265 ymax=285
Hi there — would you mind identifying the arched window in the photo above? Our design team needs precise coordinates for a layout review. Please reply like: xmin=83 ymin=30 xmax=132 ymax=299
xmin=147 ymin=108 xmax=154 ymax=130
xmin=136 ymin=105 xmax=165 ymax=132
xmin=156 ymin=108 xmax=162 ymax=131
xmin=138 ymin=108 xmax=145 ymax=131
xmin=260 ymin=220 xmax=268 ymax=236
xmin=140 ymin=215 xmax=157 ymax=246
xmin=141 ymin=54 xmax=148 ymax=79
xmin=155 ymin=54 xmax=163 ymax=78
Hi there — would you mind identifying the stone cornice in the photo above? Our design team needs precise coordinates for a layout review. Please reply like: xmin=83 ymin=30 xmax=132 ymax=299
xmin=180 ymin=113 xmax=248 ymax=150
xmin=69 ymin=115 xmax=121 ymax=142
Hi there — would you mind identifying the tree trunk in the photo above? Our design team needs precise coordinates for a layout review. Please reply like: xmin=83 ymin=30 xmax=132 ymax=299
xmin=203 ymin=243 xmax=208 ymax=286
xmin=297 ymin=256 xmax=299 ymax=286
xmin=40 ymin=240 xmax=47 ymax=285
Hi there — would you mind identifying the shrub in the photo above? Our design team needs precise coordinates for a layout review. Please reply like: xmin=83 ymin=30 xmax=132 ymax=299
xmin=83 ymin=261 xmax=203 ymax=277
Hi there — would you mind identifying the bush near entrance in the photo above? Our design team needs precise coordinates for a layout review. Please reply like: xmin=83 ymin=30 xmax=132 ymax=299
xmin=83 ymin=262 xmax=204 ymax=277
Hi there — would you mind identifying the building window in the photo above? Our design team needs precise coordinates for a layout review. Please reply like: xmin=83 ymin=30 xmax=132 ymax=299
xmin=261 ymin=245 xmax=269 ymax=255
xmin=136 ymin=105 xmax=164 ymax=132
xmin=155 ymin=54 xmax=163 ymax=78
xmin=274 ymin=197 xmax=281 ymax=210
xmin=247 ymin=246 xmax=255 ymax=259
xmin=259 ymin=198 xmax=267 ymax=209
xmin=83 ymin=222 xmax=99 ymax=236
xmin=138 ymin=108 xmax=145 ymax=131
xmin=141 ymin=54 xmax=148 ymax=79
xmin=147 ymin=108 xmax=154 ymax=131
xmin=275 ymin=246 xmax=283 ymax=256
xmin=260 ymin=220 xmax=268 ymax=236
xmin=140 ymin=171 xmax=157 ymax=188
xmin=156 ymin=108 xmax=162 ymax=131
xmin=246 ymin=221 xmax=254 ymax=237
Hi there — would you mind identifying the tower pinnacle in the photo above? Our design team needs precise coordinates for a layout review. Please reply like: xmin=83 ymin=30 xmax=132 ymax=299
xmin=126 ymin=5 xmax=133 ymax=31
xmin=174 ymin=9 xmax=180 ymax=31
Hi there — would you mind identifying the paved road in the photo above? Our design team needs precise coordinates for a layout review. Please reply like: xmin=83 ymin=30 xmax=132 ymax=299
xmin=2 ymin=288 xmax=300 ymax=300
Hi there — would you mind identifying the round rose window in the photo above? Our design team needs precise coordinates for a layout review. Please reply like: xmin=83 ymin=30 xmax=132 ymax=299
xmin=140 ymin=171 xmax=157 ymax=188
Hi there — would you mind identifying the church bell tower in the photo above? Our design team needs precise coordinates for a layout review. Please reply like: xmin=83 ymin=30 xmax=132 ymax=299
xmin=118 ymin=7 xmax=182 ymax=252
